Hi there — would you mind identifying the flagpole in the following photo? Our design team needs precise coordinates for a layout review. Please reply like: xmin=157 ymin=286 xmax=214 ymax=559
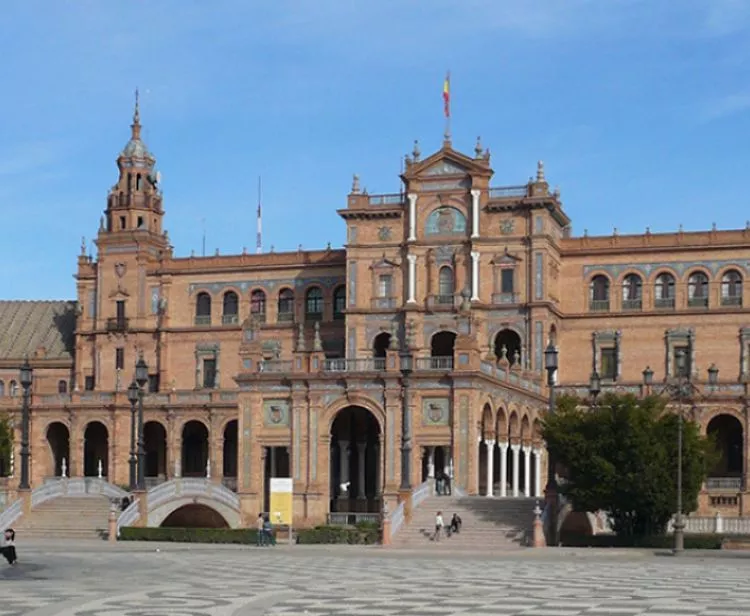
xmin=443 ymin=71 xmax=451 ymax=145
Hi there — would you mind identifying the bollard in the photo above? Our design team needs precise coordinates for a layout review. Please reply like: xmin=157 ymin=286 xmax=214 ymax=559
xmin=108 ymin=507 xmax=117 ymax=543
xmin=532 ymin=502 xmax=546 ymax=548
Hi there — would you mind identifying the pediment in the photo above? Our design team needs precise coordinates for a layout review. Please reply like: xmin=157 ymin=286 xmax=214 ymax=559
xmin=108 ymin=288 xmax=130 ymax=299
xmin=423 ymin=160 xmax=469 ymax=177
xmin=403 ymin=145 xmax=491 ymax=182
xmin=370 ymin=255 xmax=399 ymax=269
xmin=491 ymin=249 xmax=522 ymax=266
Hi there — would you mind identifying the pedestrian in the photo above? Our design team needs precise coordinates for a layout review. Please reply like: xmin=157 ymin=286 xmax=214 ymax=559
xmin=1 ymin=528 xmax=17 ymax=565
xmin=256 ymin=513 xmax=266 ymax=547
xmin=263 ymin=516 xmax=276 ymax=546
xmin=434 ymin=511 xmax=444 ymax=542
xmin=450 ymin=513 xmax=462 ymax=534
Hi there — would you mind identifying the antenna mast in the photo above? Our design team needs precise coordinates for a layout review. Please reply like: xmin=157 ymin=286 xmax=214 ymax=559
xmin=256 ymin=176 xmax=263 ymax=254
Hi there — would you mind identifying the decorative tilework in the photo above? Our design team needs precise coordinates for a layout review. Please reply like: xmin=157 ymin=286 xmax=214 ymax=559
xmin=293 ymin=402 xmax=301 ymax=480
xmin=311 ymin=407 xmax=318 ymax=480
xmin=348 ymin=261 xmax=357 ymax=307
xmin=347 ymin=327 xmax=356 ymax=359
xmin=348 ymin=225 xmax=358 ymax=243
xmin=423 ymin=160 xmax=468 ymax=176
xmin=422 ymin=397 xmax=450 ymax=426
xmin=534 ymin=215 xmax=543 ymax=234
xmin=242 ymin=359 xmax=251 ymax=370
xmin=138 ymin=267 xmax=146 ymax=314
xmin=459 ymin=395 xmax=469 ymax=489
xmin=425 ymin=207 xmax=467 ymax=235
xmin=88 ymin=290 xmax=96 ymax=319
xmin=534 ymin=252 xmax=544 ymax=300
xmin=535 ymin=320 xmax=543 ymax=372
xmin=458 ymin=353 xmax=469 ymax=365
xmin=387 ymin=408 xmax=395 ymax=482
xmin=188 ymin=276 xmax=344 ymax=295
xmin=582 ymin=259 xmax=750 ymax=280
xmin=242 ymin=404 xmax=251 ymax=490
xmin=263 ymin=399 xmax=290 ymax=427
xmin=150 ymin=286 xmax=160 ymax=314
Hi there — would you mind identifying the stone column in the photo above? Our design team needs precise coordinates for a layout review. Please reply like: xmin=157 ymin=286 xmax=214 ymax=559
xmin=427 ymin=446 xmax=435 ymax=479
xmin=270 ymin=446 xmax=277 ymax=479
xmin=523 ymin=446 xmax=532 ymax=497
xmin=511 ymin=444 xmax=520 ymax=498
xmin=470 ymin=189 xmax=480 ymax=238
xmin=477 ymin=436 xmax=482 ymax=493
xmin=407 ymin=254 xmax=417 ymax=304
xmin=374 ymin=439 xmax=381 ymax=495
xmin=357 ymin=442 xmax=366 ymax=499
xmin=407 ymin=193 xmax=417 ymax=241
xmin=471 ymin=251 xmax=480 ymax=301
xmin=339 ymin=440 xmax=349 ymax=492
xmin=533 ymin=447 xmax=542 ymax=498
xmin=499 ymin=441 xmax=508 ymax=497
xmin=442 ymin=446 xmax=451 ymax=477
xmin=485 ymin=440 xmax=495 ymax=497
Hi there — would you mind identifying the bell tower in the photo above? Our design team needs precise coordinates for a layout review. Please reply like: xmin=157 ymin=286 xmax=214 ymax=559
xmin=101 ymin=89 xmax=167 ymax=242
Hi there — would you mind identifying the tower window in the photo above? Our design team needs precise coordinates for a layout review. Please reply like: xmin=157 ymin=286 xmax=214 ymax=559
xmin=136 ymin=174 xmax=142 ymax=190
xmin=137 ymin=216 xmax=144 ymax=229
xmin=203 ymin=358 xmax=217 ymax=388
xmin=115 ymin=347 xmax=125 ymax=370
xmin=120 ymin=216 xmax=126 ymax=230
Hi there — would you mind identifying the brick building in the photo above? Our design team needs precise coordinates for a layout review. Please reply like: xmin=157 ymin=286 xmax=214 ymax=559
xmin=0 ymin=102 xmax=746 ymax=528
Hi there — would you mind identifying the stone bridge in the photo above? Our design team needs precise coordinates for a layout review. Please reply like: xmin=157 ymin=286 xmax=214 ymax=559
xmin=116 ymin=478 xmax=241 ymax=534
xmin=0 ymin=478 xmax=129 ymax=529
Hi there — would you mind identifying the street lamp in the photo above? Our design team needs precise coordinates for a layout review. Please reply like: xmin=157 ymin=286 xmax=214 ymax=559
xmin=19 ymin=359 xmax=33 ymax=490
xmin=135 ymin=355 xmax=149 ymax=490
xmin=399 ymin=349 xmax=413 ymax=492
xmin=588 ymin=371 xmax=601 ymax=404
xmin=543 ymin=341 xmax=559 ymax=546
xmin=127 ymin=381 xmax=139 ymax=491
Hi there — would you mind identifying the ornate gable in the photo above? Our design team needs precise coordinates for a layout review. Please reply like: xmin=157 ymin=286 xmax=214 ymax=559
xmin=423 ymin=160 xmax=469 ymax=176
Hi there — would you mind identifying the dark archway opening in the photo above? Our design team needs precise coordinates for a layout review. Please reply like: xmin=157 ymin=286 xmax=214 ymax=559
xmin=47 ymin=422 xmax=70 ymax=477
xmin=373 ymin=332 xmax=391 ymax=358
xmin=431 ymin=331 xmax=456 ymax=357
xmin=263 ymin=446 xmax=291 ymax=513
xmin=160 ymin=504 xmax=229 ymax=528
xmin=182 ymin=421 xmax=209 ymax=477
xmin=223 ymin=420 xmax=238 ymax=486
xmin=330 ymin=406 xmax=381 ymax=514
xmin=144 ymin=421 xmax=167 ymax=482
xmin=83 ymin=421 xmax=109 ymax=477
xmin=707 ymin=414 xmax=744 ymax=476
xmin=494 ymin=329 xmax=522 ymax=366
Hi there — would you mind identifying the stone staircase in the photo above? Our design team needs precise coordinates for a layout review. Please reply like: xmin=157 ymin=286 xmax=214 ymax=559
xmin=12 ymin=497 xmax=112 ymax=540
xmin=392 ymin=495 xmax=537 ymax=550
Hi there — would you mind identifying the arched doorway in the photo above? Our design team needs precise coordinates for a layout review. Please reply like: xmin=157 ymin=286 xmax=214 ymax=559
xmin=46 ymin=422 xmax=70 ymax=477
xmin=83 ymin=422 xmax=108 ymax=477
xmin=223 ymin=420 xmax=238 ymax=486
xmin=372 ymin=332 xmax=391 ymax=358
xmin=182 ymin=421 xmax=209 ymax=477
xmin=330 ymin=406 xmax=381 ymax=514
xmin=431 ymin=331 xmax=456 ymax=357
xmin=144 ymin=422 xmax=167 ymax=482
xmin=161 ymin=504 xmax=229 ymax=529
xmin=494 ymin=329 xmax=522 ymax=366
xmin=707 ymin=414 xmax=743 ymax=477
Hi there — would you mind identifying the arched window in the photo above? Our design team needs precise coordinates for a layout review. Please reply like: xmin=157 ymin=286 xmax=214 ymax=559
xmin=722 ymin=270 xmax=743 ymax=307
xmin=9 ymin=381 xmax=17 ymax=397
xmin=654 ymin=273 xmax=676 ymax=309
xmin=57 ymin=380 xmax=67 ymax=394
xmin=251 ymin=290 xmax=267 ymax=322
xmin=333 ymin=286 xmax=346 ymax=320
xmin=688 ymin=271 xmax=709 ymax=308
xmin=305 ymin=287 xmax=323 ymax=320
xmin=622 ymin=274 xmax=642 ymax=310
xmin=277 ymin=288 xmax=294 ymax=322
xmin=437 ymin=267 xmax=454 ymax=305
xmin=222 ymin=291 xmax=239 ymax=324
xmin=589 ymin=275 xmax=610 ymax=312
xmin=195 ymin=292 xmax=211 ymax=325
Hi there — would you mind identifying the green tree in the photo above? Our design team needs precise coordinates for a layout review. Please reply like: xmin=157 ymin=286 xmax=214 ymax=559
xmin=542 ymin=393 xmax=715 ymax=537
xmin=0 ymin=412 xmax=12 ymax=477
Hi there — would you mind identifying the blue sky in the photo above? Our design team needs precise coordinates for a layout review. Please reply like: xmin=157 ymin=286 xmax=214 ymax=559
xmin=3 ymin=0 xmax=750 ymax=299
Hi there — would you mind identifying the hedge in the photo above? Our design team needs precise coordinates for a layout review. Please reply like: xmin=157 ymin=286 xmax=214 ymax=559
xmin=559 ymin=532 xmax=750 ymax=550
xmin=296 ymin=522 xmax=380 ymax=545
xmin=119 ymin=527 xmax=259 ymax=543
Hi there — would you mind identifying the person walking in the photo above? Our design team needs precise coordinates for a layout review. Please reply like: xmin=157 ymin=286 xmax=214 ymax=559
xmin=256 ymin=513 xmax=266 ymax=547
xmin=1 ymin=529 xmax=17 ymax=565
xmin=434 ymin=511 xmax=444 ymax=542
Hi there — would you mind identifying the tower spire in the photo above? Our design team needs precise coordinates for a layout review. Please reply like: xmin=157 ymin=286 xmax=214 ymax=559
xmin=256 ymin=176 xmax=263 ymax=254
xmin=131 ymin=88 xmax=141 ymax=139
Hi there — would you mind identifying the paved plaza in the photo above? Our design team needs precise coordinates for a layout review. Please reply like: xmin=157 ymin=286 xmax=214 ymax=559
xmin=3 ymin=542 xmax=750 ymax=615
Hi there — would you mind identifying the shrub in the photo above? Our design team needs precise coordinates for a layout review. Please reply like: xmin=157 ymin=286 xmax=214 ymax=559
xmin=296 ymin=524 xmax=380 ymax=545
xmin=119 ymin=527 xmax=259 ymax=543
xmin=559 ymin=532 xmax=736 ymax=550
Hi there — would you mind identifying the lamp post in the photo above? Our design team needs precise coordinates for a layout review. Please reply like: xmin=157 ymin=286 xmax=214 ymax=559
xmin=588 ymin=371 xmax=601 ymax=405
xmin=135 ymin=356 xmax=149 ymax=490
xmin=399 ymin=349 xmax=413 ymax=492
xmin=644 ymin=351 xmax=718 ymax=554
xmin=127 ymin=381 xmax=139 ymax=491
xmin=543 ymin=341 xmax=559 ymax=546
xmin=19 ymin=359 xmax=33 ymax=490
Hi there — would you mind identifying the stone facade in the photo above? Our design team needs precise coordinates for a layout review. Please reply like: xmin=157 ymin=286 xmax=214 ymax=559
xmin=0 ymin=110 xmax=747 ymax=526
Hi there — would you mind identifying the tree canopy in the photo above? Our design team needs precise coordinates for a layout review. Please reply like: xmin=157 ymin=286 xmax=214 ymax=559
xmin=542 ymin=393 xmax=715 ymax=537
xmin=0 ymin=412 xmax=12 ymax=477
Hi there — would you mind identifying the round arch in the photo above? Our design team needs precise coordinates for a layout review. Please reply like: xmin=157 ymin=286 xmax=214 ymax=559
xmin=161 ymin=503 xmax=230 ymax=529
xmin=683 ymin=266 xmax=712 ymax=283
xmin=144 ymin=421 xmax=167 ymax=480
xmin=707 ymin=414 xmax=744 ymax=477
xmin=508 ymin=411 xmax=520 ymax=441
xmin=646 ymin=267 xmax=680 ymax=285
xmin=182 ymin=420 xmax=209 ymax=477
xmin=372 ymin=331 xmax=391 ymax=359
xmin=431 ymin=330 xmax=457 ymax=358
xmin=83 ymin=421 xmax=109 ymax=477
xmin=494 ymin=329 xmax=522 ymax=365
xmin=323 ymin=395 xmax=386 ymax=434
xmin=46 ymin=421 xmax=70 ymax=477
xmin=148 ymin=497 xmax=240 ymax=528
xmin=495 ymin=406 xmax=508 ymax=442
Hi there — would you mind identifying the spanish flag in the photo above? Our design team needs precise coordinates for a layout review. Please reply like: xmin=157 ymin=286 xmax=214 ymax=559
xmin=443 ymin=71 xmax=451 ymax=118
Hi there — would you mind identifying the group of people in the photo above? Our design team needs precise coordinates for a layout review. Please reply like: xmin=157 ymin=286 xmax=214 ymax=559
xmin=256 ymin=514 xmax=276 ymax=546
xmin=433 ymin=511 xmax=462 ymax=541
xmin=1 ymin=528 xmax=17 ymax=565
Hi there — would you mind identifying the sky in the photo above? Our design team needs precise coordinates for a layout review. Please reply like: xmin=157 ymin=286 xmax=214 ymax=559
xmin=2 ymin=0 xmax=750 ymax=299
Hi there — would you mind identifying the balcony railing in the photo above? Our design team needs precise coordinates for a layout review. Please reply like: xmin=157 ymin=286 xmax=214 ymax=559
xmin=492 ymin=292 xmax=520 ymax=305
xmin=277 ymin=311 xmax=294 ymax=323
xmin=371 ymin=297 xmax=397 ymax=310
xmin=251 ymin=311 xmax=267 ymax=323
xmin=305 ymin=311 xmax=323 ymax=322
xmin=322 ymin=358 xmax=386 ymax=373
xmin=488 ymin=185 xmax=528 ymax=199
xmin=721 ymin=295 xmax=742 ymax=307
xmin=327 ymin=512 xmax=381 ymax=525
xmin=622 ymin=298 xmax=642 ymax=311
xmin=368 ymin=194 xmax=403 ymax=206
xmin=589 ymin=300 xmax=610 ymax=312
xmin=222 ymin=314 xmax=239 ymax=325
xmin=415 ymin=356 xmax=454 ymax=371
xmin=258 ymin=360 xmax=293 ymax=373
xmin=194 ymin=315 xmax=211 ymax=326
xmin=706 ymin=477 xmax=743 ymax=491
xmin=106 ymin=318 xmax=129 ymax=332
xmin=688 ymin=296 xmax=709 ymax=308
xmin=654 ymin=297 xmax=675 ymax=310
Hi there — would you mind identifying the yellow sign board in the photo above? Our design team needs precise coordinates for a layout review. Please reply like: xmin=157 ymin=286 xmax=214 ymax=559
xmin=269 ymin=478 xmax=293 ymax=526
